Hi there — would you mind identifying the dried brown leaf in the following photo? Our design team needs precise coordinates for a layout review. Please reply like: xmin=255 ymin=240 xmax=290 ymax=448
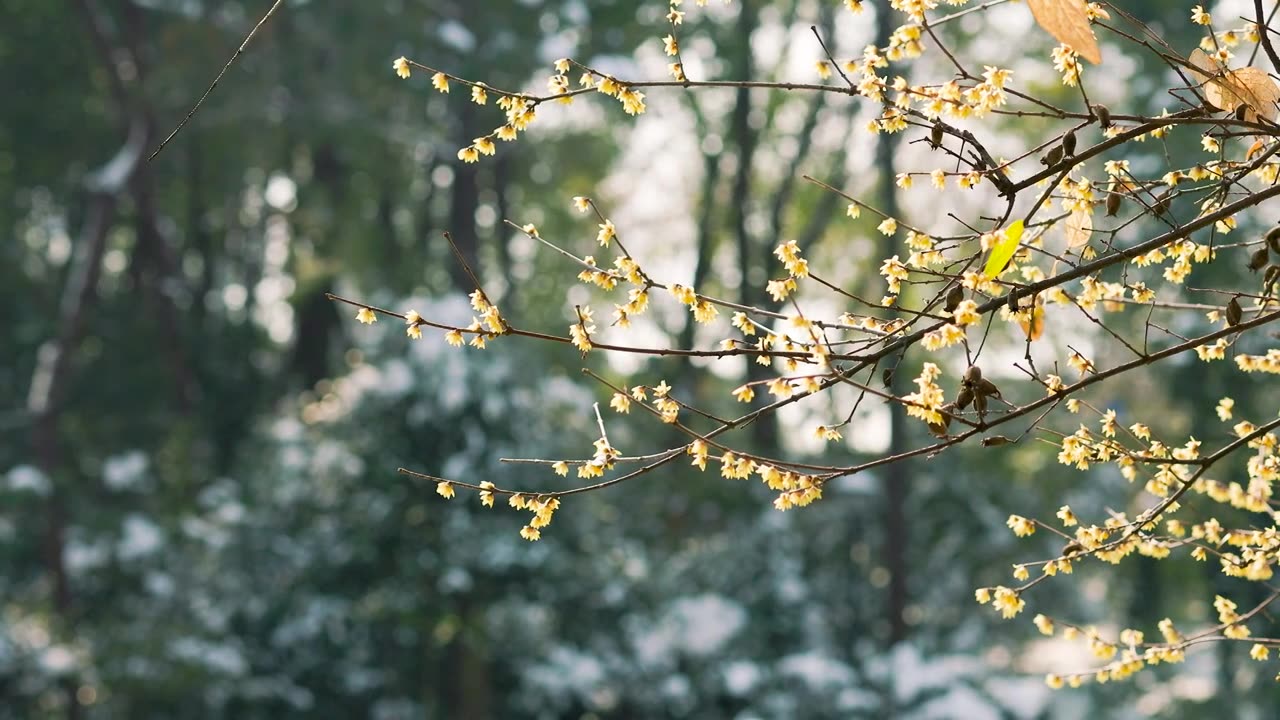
xmin=1064 ymin=209 xmax=1093 ymax=248
xmin=1026 ymin=0 xmax=1102 ymax=65
xmin=1187 ymin=49 xmax=1280 ymax=122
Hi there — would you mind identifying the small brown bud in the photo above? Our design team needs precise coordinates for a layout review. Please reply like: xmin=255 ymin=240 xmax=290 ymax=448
xmin=944 ymin=285 xmax=964 ymax=313
xmin=1249 ymin=246 xmax=1270 ymax=272
xmin=963 ymin=365 xmax=982 ymax=384
xmin=1105 ymin=191 xmax=1122 ymax=217
xmin=1041 ymin=145 xmax=1064 ymax=167
xmin=1226 ymin=296 xmax=1243 ymax=327
xmin=1061 ymin=129 xmax=1077 ymax=157
xmin=1266 ymin=226 xmax=1280 ymax=254
xmin=1092 ymin=104 xmax=1112 ymax=128
xmin=1152 ymin=191 xmax=1171 ymax=217
xmin=1264 ymin=264 xmax=1280 ymax=293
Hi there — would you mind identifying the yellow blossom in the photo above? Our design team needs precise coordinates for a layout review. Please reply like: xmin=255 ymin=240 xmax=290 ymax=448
xmin=610 ymin=392 xmax=631 ymax=413
xmin=393 ymin=57 xmax=411 ymax=79
xmin=1034 ymin=614 xmax=1055 ymax=636
xmin=431 ymin=72 xmax=450 ymax=93
xmin=597 ymin=220 xmax=616 ymax=246
xmin=1007 ymin=515 xmax=1036 ymax=537
xmin=356 ymin=307 xmax=377 ymax=325
xmin=436 ymin=481 xmax=456 ymax=499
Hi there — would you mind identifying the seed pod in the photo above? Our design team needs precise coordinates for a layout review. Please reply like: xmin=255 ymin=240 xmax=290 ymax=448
xmin=929 ymin=122 xmax=943 ymax=150
xmin=1249 ymin=246 xmax=1270 ymax=272
xmin=1062 ymin=540 xmax=1085 ymax=557
xmin=1264 ymin=264 xmax=1280 ymax=294
xmin=1234 ymin=103 xmax=1250 ymax=122
xmin=1008 ymin=290 xmax=1020 ymax=313
xmin=963 ymin=365 xmax=982 ymax=384
xmin=882 ymin=367 xmax=895 ymax=388
xmin=1061 ymin=129 xmax=1077 ymax=157
xmin=944 ymin=285 xmax=964 ymax=313
xmin=1266 ymin=226 xmax=1280 ymax=254
xmin=981 ymin=435 xmax=1012 ymax=447
xmin=956 ymin=385 xmax=974 ymax=411
xmin=1092 ymin=103 xmax=1112 ymax=128
xmin=976 ymin=377 xmax=1002 ymax=399
xmin=1041 ymin=145 xmax=1064 ymax=167
xmin=973 ymin=391 xmax=988 ymax=416
xmin=1152 ymin=191 xmax=1171 ymax=217
xmin=1226 ymin=296 xmax=1243 ymax=327
xmin=1105 ymin=190 xmax=1122 ymax=217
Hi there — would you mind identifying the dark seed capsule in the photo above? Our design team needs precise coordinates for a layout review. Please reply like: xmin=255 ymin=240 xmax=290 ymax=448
xmin=976 ymin=377 xmax=1001 ymax=399
xmin=945 ymin=285 xmax=964 ymax=313
xmin=1008 ymin=290 xmax=1020 ymax=313
xmin=1041 ymin=145 xmax=1064 ymax=167
xmin=974 ymin=392 xmax=988 ymax=415
xmin=982 ymin=435 xmax=1012 ymax=447
xmin=882 ymin=367 xmax=895 ymax=387
xmin=930 ymin=122 xmax=943 ymax=149
xmin=1093 ymin=103 xmax=1112 ymax=128
xmin=1266 ymin=226 xmax=1280 ymax=254
xmin=1062 ymin=541 xmax=1084 ymax=557
xmin=1153 ymin=192 xmax=1171 ymax=217
xmin=1106 ymin=191 xmax=1122 ymax=217
xmin=963 ymin=365 xmax=982 ymax=384
xmin=1249 ymin=246 xmax=1270 ymax=272
xmin=1264 ymin=264 xmax=1280 ymax=291
xmin=1234 ymin=103 xmax=1250 ymax=121
xmin=956 ymin=386 xmax=974 ymax=411
xmin=1061 ymin=129 xmax=1077 ymax=157
xmin=1226 ymin=296 xmax=1243 ymax=327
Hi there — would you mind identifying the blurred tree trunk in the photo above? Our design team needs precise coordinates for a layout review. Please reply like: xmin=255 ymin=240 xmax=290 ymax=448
xmin=875 ymin=3 xmax=910 ymax=650
xmin=729 ymin=0 xmax=777 ymax=450
xmin=448 ymin=102 xmax=482 ymax=292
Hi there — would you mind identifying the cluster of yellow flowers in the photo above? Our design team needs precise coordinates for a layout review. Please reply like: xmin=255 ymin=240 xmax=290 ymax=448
xmin=370 ymin=0 xmax=1280 ymax=676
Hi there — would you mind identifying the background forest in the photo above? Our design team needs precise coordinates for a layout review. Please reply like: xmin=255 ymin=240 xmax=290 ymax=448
xmin=3 ymin=0 xmax=1278 ymax=717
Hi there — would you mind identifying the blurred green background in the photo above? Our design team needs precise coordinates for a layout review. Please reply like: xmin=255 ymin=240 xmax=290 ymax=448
xmin=3 ymin=0 xmax=1278 ymax=717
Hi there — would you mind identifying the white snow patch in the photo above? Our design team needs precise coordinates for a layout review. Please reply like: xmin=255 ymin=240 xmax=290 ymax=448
xmin=7 ymin=465 xmax=50 ymax=495
xmin=118 ymin=514 xmax=163 ymax=560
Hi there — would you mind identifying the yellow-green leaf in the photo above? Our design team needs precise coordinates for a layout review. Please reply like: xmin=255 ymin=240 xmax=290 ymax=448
xmin=984 ymin=220 xmax=1025 ymax=279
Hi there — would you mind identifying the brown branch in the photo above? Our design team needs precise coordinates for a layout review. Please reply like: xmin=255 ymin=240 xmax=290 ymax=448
xmin=148 ymin=0 xmax=286 ymax=160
